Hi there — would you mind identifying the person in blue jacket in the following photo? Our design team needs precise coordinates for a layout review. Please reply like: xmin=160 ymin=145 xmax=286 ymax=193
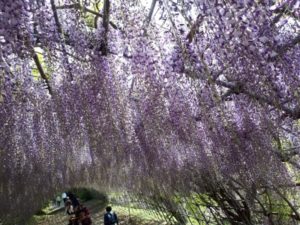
xmin=104 ymin=206 xmax=119 ymax=225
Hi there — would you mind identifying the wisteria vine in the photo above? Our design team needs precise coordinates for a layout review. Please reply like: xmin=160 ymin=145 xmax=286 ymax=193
xmin=0 ymin=0 xmax=300 ymax=224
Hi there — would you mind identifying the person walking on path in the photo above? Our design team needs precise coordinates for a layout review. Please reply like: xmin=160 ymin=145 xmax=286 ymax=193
xmin=62 ymin=192 xmax=68 ymax=203
xmin=104 ymin=206 xmax=119 ymax=225
xmin=67 ymin=192 xmax=80 ymax=209
xmin=78 ymin=204 xmax=92 ymax=225
xmin=56 ymin=195 xmax=62 ymax=207
xmin=65 ymin=200 xmax=78 ymax=225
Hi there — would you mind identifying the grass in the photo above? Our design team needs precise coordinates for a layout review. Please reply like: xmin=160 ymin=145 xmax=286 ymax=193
xmin=112 ymin=205 xmax=168 ymax=224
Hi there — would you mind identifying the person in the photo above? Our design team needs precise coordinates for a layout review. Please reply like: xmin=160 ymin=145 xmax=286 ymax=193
xmin=65 ymin=200 xmax=79 ymax=225
xmin=67 ymin=192 xmax=80 ymax=209
xmin=78 ymin=204 xmax=92 ymax=225
xmin=65 ymin=200 xmax=74 ymax=215
xmin=56 ymin=195 xmax=62 ymax=207
xmin=62 ymin=192 xmax=68 ymax=203
xmin=104 ymin=206 xmax=118 ymax=225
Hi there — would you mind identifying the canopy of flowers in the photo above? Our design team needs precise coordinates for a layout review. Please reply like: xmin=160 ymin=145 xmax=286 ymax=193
xmin=0 ymin=0 xmax=299 ymax=224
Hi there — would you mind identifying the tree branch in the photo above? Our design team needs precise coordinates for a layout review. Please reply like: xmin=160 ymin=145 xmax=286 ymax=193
xmin=33 ymin=54 xmax=52 ymax=95
xmin=101 ymin=0 xmax=110 ymax=56
xmin=50 ymin=0 xmax=63 ymax=34
xmin=215 ymin=79 xmax=300 ymax=119
xmin=274 ymin=188 xmax=300 ymax=220
xmin=145 ymin=0 xmax=157 ymax=27
xmin=186 ymin=14 xmax=203 ymax=43
xmin=272 ymin=0 xmax=298 ymax=25
xmin=276 ymin=34 xmax=300 ymax=57
xmin=50 ymin=0 xmax=73 ymax=81
xmin=103 ymin=0 xmax=110 ymax=32
xmin=56 ymin=4 xmax=118 ymax=29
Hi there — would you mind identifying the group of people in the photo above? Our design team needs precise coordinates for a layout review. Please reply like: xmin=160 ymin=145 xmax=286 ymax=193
xmin=64 ymin=192 xmax=92 ymax=225
xmin=63 ymin=192 xmax=119 ymax=225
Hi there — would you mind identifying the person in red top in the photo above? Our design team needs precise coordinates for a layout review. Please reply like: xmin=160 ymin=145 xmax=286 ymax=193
xmin=78 ymin=204 xmax=92 ymax=225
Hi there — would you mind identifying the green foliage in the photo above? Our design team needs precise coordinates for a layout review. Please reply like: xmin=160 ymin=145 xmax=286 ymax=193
xmin=82 ymin=13 xmax=95 ymax=28
xmin=31 ymin=48 xmax=53 ymax=81
xmin=81 ymin=2 xmax=103 ymax=28
xmin=25 ymin=216 xmax=38 ymax=225
xmin=68 ymin=187 xmax=108 ymax=202
xmin=113 ymin=205 xmax=166 ymax=223
xmin=34 ymin=209 xmax=46 ymax=216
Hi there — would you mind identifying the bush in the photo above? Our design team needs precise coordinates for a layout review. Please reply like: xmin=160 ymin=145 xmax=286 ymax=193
xmin=67 ymin=187 xmax=108 ymax=202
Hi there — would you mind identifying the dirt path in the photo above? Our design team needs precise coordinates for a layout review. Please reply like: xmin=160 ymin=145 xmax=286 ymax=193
xmin=33 ymin=200 xmax=105 ymax=225
xmin=32 ymin=200 xmax=164 ymax=225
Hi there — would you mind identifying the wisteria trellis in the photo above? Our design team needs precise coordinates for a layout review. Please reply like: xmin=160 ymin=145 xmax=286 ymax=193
xmin=0 ymin=0 xmax=300 ymax=224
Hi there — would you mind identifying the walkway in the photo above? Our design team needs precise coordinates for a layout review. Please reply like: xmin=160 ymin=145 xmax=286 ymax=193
xmin=31 ymin=200 xmax=162 ymax=225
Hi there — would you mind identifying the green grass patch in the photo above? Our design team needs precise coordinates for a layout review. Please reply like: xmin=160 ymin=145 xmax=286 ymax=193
xmin=112 ymin=205 xmax=167 ymax=223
